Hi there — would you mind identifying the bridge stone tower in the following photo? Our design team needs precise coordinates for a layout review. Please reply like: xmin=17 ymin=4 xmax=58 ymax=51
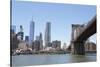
xmin=71 ymin=24 xmax=85 ymax=55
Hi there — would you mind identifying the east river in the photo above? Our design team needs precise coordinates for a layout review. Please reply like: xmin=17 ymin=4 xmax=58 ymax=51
xmin=11 ymin=53 xmax=96 ymax=66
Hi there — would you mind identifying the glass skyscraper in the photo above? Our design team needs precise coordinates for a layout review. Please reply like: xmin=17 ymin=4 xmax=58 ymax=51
xmin=29 ymin=20 xmax=35 ymax=46
xmin=44 ymin=22 xmax=51 ymax=47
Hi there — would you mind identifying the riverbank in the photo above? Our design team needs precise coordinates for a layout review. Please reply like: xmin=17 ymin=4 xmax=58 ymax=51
xmin=12 ymin=51 xmax=96 ymax=56
xmin=12 ymin=51 xmax=70 ymax=56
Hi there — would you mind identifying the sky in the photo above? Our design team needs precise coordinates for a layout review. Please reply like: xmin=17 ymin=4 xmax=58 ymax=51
xmin=12 ymin=1 xmax=96 ymax=47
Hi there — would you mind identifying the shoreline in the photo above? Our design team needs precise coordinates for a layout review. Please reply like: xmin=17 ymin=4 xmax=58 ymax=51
xmin=11 ymin=52 xmax=96 ymax=56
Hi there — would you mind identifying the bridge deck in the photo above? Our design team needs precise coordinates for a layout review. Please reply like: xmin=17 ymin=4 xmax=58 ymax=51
xmin=74 ymin=16 xmax=96 ymax=42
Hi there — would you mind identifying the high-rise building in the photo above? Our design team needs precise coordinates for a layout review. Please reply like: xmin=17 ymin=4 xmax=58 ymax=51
xmin=25 ymin=36 xmax=29 ymax=42
xmin=52 ymin=40 xmax=61 ymax=50
xmin=32 ymin=33 xmax=43 ymax=51
xmin=10 ymin=25 xmax=16 ymax=33
xmin=29 ymin=19 xmax=35 ymax=46
xmin=36 ymin=36 xmax=40 ymax=41
xmin=32 ymin=35 xmax=40 ymax=51
xmin=17 ymin=25 xmax=24 ymax=40
xmin=39 ymin=33 xmax=43 ymax=50
xmin=33 ymin=40 xmax=40 ymax=51
xmin=44 ymin=22 xmax=51 ymax=47
xmin=10 ymin=26 xmax=19 ymax=51
xmin=25 ymin=36 xmax=29 ymax=48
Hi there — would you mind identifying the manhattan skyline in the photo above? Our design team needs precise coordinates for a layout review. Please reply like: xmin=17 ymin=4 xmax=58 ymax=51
xmin=12 ymin=1 xmax=96 ymax=46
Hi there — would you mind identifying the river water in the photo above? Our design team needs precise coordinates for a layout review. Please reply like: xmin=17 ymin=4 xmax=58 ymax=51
xmin=12 ymin=53 xmax=96 ymax=66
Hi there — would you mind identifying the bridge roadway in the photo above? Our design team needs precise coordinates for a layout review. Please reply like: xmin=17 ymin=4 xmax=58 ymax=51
xmin=74 ymin=16 xmax=96 ymax=43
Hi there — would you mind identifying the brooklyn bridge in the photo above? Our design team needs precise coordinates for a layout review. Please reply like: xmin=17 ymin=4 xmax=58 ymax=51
xmin=68 ymin=16 xmax=96 ymax=55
